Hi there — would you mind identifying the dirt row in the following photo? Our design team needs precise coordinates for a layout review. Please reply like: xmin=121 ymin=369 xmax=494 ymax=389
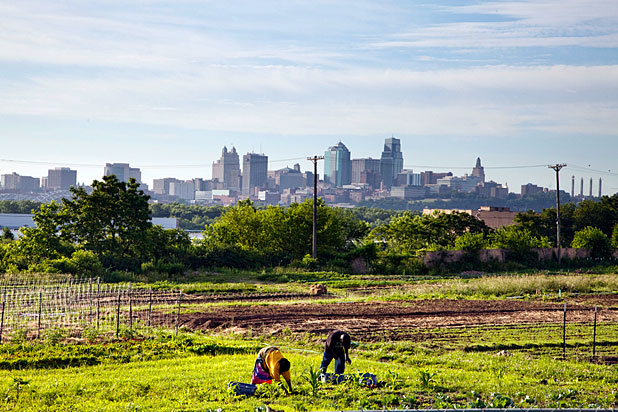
xmin=167 ymin=296 xmax=618 ymax=343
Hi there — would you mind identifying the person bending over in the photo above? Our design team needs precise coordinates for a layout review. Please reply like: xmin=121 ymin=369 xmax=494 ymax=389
xmin=320 ymin=330 xmax=351 ymax=375
xmin=251 ymin=346 xmax=293 ymax=394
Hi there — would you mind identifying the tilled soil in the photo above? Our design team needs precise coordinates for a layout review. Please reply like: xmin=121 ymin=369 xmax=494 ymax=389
xmin=157 ymin=296 xmax=618 ymax=343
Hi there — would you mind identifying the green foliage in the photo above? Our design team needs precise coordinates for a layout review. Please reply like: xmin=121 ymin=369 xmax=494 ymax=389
xmin=43 ymin=328 xmax=66 ymax=345
xmin=571 ymin=226 xmax=613 ymax=258
xmin=369 ymin=211 xmax=490 ymax=255
xmin=303 ymin=365 xmax=321 ymax=398
xmin=418 ymin=369 xmax=437 ymax=388
xmin=454 ymin=232 xmax=487 ymax=252
xmin=1 ymin=227 xmax=14 ymax=241
xmin=488 ymin=225 xmax=549 ymax=258
xmin=150 ymin=202 xmax=224 ymax=230
xmin=81 ymin=327 xmax=101 ymax=344
xmin=202 ymin=199 xmax=366 ymax=263
xmin=613 ymin=224 xmax=618 ymax=248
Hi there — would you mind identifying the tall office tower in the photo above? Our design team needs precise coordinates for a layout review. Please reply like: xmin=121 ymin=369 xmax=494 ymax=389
xmin=324 ymin=141 xmax=352 ymax=187
xmin=212 ymin=146 xmax=241 ymax=190
xmin=242 ymin=153 xmax=268 ymax=196
xmin=0 ymin=173 xmax=40 ymax=192
xmin=47 ymin=167 xmax=77 ymax=190
xmin=153 ymin=178 xmax=180 ymax=195
xmin=351 ymin=158 xmax=381 ymax=183
xmin=380 ymin=137 xmax=404 ymax=188
xmin=104 ymin=163 xmax=141 ymax=183
xmin=471 ymin=157 xmax=486 ymax=182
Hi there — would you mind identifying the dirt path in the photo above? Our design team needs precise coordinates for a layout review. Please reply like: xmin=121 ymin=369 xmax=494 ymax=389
xmin=168 ymin=296 xmax=618 ymax=342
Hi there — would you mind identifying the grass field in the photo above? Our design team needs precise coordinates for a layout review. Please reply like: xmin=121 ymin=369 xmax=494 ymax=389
xmin=1 ymin=270 xmax=617 ymax=411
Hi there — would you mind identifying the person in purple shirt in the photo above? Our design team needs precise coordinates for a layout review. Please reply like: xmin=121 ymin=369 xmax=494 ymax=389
xmin=320 ymin=330 xmax=352 ymax=375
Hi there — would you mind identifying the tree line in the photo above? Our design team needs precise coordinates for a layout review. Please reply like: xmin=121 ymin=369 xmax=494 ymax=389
xmin=1 ymin=178 xmax=617 ymax=279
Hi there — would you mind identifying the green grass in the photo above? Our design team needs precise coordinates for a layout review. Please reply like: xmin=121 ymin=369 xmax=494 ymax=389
xmin=1 ymin=332 xmax=617 ymax=411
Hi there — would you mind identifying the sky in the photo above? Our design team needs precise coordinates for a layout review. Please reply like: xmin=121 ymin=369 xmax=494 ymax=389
xmin=1 ymin=0 xmax=618 ymax=194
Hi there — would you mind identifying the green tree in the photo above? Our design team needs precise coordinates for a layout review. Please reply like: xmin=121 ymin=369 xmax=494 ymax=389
xmin=454 ymin=232 xmax=487 ymax=252
xmin=488 ymin=225 xmax=549 ymax=258
xmin=571 ymin=226 xmax=613 ymax=259
xmin=59 ymin=175 xmax=152 ymax=265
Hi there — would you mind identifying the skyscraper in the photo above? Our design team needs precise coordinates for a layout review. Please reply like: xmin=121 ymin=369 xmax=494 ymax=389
xmin=471 ymin=157 xmax=485 ymax=182
xmin=104 ymin=163 xmax=141 ymax=183
xmin=212 ymin=146 xmax=241 ymax=190
xmin=380 ymin=137 xmax=403 ymax=188
xmin=47 ymin=167 xmax=77 ymax=190
xmin=324 ymin=141 xmax=352 ymax=187
xmin=242 ymin=153 xmax=268 ymax=196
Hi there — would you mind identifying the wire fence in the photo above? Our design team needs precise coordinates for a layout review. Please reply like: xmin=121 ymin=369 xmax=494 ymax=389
xmin=0 ymin=277 xmax=182 ymax=342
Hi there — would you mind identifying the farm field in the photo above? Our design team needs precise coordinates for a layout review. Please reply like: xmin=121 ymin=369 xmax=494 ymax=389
xmin=1 ymin=271 xmax=617 ymax=411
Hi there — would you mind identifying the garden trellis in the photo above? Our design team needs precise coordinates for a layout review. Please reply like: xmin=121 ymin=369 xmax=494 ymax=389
xmin=0 ymin=277 xmax=183 ymax=342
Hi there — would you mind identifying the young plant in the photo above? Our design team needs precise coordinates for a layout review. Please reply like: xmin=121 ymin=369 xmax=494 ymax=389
xmin=303 ymin=365 xmax=321 ymax=398
xmin=418 ymin=368 xmax=437 ymax=388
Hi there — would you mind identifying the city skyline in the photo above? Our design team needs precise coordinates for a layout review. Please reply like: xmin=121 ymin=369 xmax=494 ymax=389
xmin=1 ymin=1 xmax=617 ymax=193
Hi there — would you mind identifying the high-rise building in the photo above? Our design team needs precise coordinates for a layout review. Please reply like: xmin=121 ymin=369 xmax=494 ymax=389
xmin=351 ymin=158 xmax=380 ymax=184
xmin=212 ymin=146 xmax=241 ymax=190
xmin=324 ymin=142 xmax=352 ymax=187
xmin=242 ymin=153 xmax=268 ymax=196
xmin=471 ymin=157 xmax=485 ymax=182
xmin=380 ymin=137 xmax=404 ymax=188
xmin=153 ymin=178 xmax=180 ymax=195
xmin=104 ymin=163 xmax=141 ymax=183
xmin=47 ymin=167 xmax=77 ymax=190
xmin=0 ymin=173 xmax=40 ymax=192
xmin=169 ymin=180 xmax=195 ymax=201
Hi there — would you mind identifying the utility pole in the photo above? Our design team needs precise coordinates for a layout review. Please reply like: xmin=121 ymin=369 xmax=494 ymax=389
xmin=548 ymin=164 xmax=567 ymax=266
xmin=307 ymin=155 xmax=324 ymax=259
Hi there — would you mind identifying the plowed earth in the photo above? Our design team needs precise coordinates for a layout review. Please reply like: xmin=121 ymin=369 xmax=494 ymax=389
xmin=154 ymin=295 xmax=618 ymax=343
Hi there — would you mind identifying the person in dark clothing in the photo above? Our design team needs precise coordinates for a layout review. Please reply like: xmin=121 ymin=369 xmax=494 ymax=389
xmin=320 ymin=330 xmax=351 ymax=375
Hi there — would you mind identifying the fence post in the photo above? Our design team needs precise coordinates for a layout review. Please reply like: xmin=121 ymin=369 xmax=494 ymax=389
xmin=592 ymin=304 xmax=597 ymax=361
xmin=175 ymin=290 xmax=181 ymax=336
xmin=116 ymin=288 xmax=121 ymax=339
xmin=96 ymin=278 xmax=101 ymax=330
xmin=562 ymin=302 xmax=567 ymax=361
xmin=148 ymin=287 xmax=152 ymax=327
xmin=37 ymin=290 xmax=43 ymax=340
xmin=128 ymin=282 xmax=133 ymax=330
xmin=0 ymin=290 xmax=5 ymax=344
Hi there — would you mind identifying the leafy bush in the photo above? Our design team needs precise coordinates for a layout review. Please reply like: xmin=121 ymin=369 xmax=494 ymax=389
xmin=571 ymin=226 xmax=613 ymax=258
xmin=454 ymin=232 xmax=487 ymax=252
xmin=43 ymin=328 xmax=66 ymax=345
xmin=611 ymin=224 xmax=618 ymax=249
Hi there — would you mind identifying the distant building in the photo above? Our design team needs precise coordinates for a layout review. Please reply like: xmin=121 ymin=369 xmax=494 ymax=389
xmin=351 ymin=158 xmax=380 ymax=184
xmin=396 ymin=169 xmax=422 ymax=186
xmin=477 ymin=180 xmax=508 ymax=199
xmin=436 ymin=175 xmax=481 ymax=193
xmin=521 ymin=183 xmax=544 ymax=196
xmin=390 ymin=185 xmax=426 ymax=200
xmin=471 ymin=157 xmax=485 ymax=182
xmin=104 ymin=163 xmax=141 ymax=183
xmin=212 ymin=146 xmax=241 ymax=190
xmin=153 ymin=178 xmax=180 ymax=195
xmin=47 ymin=167 xmax=77 ymax=190
xmin=169 ymin=180 xmax=195 ymax=201
xmin=275 ymin=166 xmax=306 ymax=191
xmin=0 ymin=173 xmax=40 ymax=192
xmin=380 ymin=137 xmax=404 ymax=188
xmin=324 ymin=141 xmax=352 ymax=187
xmin=242 ymin=153 xmax=268 ymax=196
xmin=421 ymin=171 xmax=452 ymax=186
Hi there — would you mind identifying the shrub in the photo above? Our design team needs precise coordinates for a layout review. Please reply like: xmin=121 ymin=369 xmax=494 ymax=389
xmin=612 ymin=224 xmax=618 ymax=249
xmin=571 ymin=226 xmax=613 ymax=259
xmin=454 ymin=232 xmax=487 ymax=252
xmin=69 ymin=250 xmax=103 ymax=277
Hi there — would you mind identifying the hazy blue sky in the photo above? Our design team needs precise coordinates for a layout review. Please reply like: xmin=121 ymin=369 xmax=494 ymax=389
xmin=1 ymin=0 xmax=617 ymax=194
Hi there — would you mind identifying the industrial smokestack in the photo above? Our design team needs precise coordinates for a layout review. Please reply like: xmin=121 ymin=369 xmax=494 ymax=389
xmin=571 ymin=176 xmax=574 ymax=197
xmin=590 ymin=178 xmax=593 ymax=197
xmin=580 ymin=177 xmax=584 ymax=197
xmin=599 ymin=178 xmax=602 ymax=197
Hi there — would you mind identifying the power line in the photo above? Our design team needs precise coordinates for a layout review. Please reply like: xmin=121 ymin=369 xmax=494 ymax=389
xmin=0 ymin=157 xmax=308 ymax=169
xmin=403 ymin=164 xmax=548 ymax=170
